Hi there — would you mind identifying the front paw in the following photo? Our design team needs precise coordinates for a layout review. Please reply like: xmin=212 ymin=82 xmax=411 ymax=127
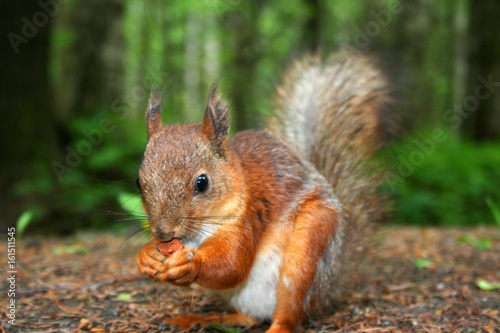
xmin=137 ymin=242 xmax=165 ymax=279
xmin=154 ymin=248 xmax=200 ymax=285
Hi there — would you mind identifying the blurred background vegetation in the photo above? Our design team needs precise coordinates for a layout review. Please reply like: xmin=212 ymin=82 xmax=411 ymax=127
xmin=1 ymin=0 xmax=499 ymax=235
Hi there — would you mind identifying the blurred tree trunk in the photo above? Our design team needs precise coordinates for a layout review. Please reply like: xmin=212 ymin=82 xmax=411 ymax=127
xmin=465 ymin=0 xmax=500 ymax=141
xmin=136 ymin=1 xmax=151 ymax=97
xmin=303 ymin=0 xmax=321 ymax=52
xmin=184 ymin=13 xmax=202 ymax=121
xmin=70 ymin=0 xmax=124 ymax=115
xmin=226 ymin=1 xmax=264 ymax=131
xmin=393 ymin=1 xmax=455 ymax=130
xmin=452 ymin=0 xmax=468 ymax=111
xmin=392 ymin=1 xmax=432 ymax=129
xmin=203 ymin=14 xmax=221 ymax=94
xmin=0 ymin=1 xmax=57 ymax=225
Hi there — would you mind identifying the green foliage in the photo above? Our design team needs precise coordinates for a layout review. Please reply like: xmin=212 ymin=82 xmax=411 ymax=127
xmin=12 ymin=112 xmax=145 ymax=233
xmin=118 ymin=192 xmax=147 ymax=229
xmin=118 ymin=192 xmax=143 ymax=216
xmin=11 ymin=1 xmax=500 ymax=234
xmin=385 ymin=131 xmax=500 ymax=225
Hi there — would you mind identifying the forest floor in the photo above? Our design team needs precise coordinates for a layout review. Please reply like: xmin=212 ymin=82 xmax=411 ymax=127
xmin=1 ymin=226 xmax=499 ymax=333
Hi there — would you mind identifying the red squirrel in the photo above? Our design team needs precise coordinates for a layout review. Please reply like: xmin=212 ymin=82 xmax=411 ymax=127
xmin=136 ymin=52 xmax=391 ymax=332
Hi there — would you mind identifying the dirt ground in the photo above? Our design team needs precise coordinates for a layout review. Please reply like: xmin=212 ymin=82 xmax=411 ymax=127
xmin=1 ymin=226 xmax=499 ymax=333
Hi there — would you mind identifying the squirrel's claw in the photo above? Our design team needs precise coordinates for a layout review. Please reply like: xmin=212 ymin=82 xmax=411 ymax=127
xmin=138 ymin=242 xmax=199 ymax=285
xmin=156 ymin=248 xmax=200 ymax=285
xmin=137 ymin=242 xmax=164 ymax=278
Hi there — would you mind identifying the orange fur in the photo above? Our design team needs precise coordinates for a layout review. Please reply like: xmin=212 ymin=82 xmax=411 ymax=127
xmin=166 ymin=312 xmax=258 ymax=330
xmin=270 ymin=192 xmax=339 ymax=332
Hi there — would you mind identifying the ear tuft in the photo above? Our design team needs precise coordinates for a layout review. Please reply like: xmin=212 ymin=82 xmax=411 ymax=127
xmin=203 ymin=83 xmax=231 ymax=156
xmin=146 ymin=88 xmax=164 ymax=138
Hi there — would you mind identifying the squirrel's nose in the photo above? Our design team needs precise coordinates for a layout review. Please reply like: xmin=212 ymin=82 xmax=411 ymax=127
xmin=152 ymin=229 xmax=175 ymax=242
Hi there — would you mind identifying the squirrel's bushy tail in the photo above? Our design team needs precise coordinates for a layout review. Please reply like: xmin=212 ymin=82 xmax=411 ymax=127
xmin=269 ymin=51 xmax=392 ymax=250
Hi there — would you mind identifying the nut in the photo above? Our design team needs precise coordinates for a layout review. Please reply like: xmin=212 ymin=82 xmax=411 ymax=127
xmin=158 ymin=239 xmax=184 ymax=257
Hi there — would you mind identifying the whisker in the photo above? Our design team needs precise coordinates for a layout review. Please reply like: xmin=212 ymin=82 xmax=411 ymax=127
xmin=112 ymin=227 xmax=150 ymax=249
xmin=182 ymin=216 xmax=239 ymax=220
xmin=103 ymin=216 xmax=148 ymax=223
xmin=98 ymin=226 xmax=145 ymax=244
xmin=180 ymin=216 xmax=278 ymax=231
xmin=181 ymin=220 xmax=242 ymax=243
xmin=122 ymin=226 xmax=151 ymax=245
xmin=91 ymin=209 xmax=149 ymax=219
xmin=102 ymin=218 xmax=148 ymax=228
xmin=122 ymin=228 xmax=151 ymax=248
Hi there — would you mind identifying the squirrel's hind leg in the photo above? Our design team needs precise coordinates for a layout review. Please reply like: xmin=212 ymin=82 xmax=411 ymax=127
xmin=267 ymin=191 xmax=340 ymax=333
xmin=165 ymin=312 xmax=258 ymax=330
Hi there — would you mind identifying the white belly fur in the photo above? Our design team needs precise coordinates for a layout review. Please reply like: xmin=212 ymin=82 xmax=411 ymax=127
xmin=216 ymin=243 xmax=283 ymax=319
xmin=183 ymin=221 xmax=282 ymax=319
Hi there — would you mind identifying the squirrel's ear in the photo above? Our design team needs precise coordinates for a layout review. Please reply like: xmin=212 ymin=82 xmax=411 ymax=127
xmin=146 ymin=89 xmax=163 ymax=138
xmin=203 ymin=83 xmax=230 ymax=155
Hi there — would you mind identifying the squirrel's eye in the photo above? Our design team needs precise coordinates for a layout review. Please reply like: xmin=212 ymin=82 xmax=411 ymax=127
xmin=136 ymin=178 xmax=142 ymax=191
xmin=195 ymin=174 xmax=209 ymax=194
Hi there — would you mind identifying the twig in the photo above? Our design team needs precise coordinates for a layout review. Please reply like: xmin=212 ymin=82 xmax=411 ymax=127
xmin=18 ymin=275 xmax=147 ymax=295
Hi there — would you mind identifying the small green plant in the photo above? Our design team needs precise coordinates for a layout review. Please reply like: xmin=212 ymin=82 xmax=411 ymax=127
xmin=16 ymin=207 xmax=43 ymax=238
xmin=477 ymin=279 xmax=500 ymax=291
xmin=413 ymin=258 xmax=432 ymax=270
xmin=485 ymin=197 xmax=500 ymax=227
xmin=206 ymin=323 xmax=241 ymax=333
xmin=458 ymin=235 xmax=492 ymax=251
xmin=16 ymin=210 xmax=35 ymax=238
xmin=116 ymin=293 xmax=133 ymax=301
xmin=52 ymin=244 xmax=88 ymax=255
